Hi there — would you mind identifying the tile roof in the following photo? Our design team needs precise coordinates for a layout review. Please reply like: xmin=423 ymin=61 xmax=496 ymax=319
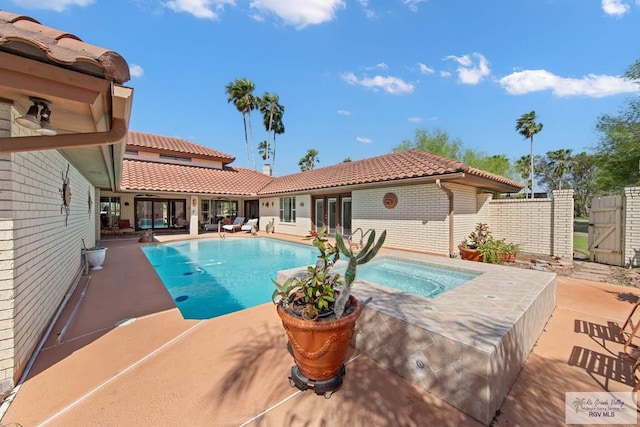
xmin=0 ymin=11 xmax=130 ymax=83
xmin=127 ymin=131 xmax=235 ymax=163
xmin=259 ymin=149 xmax=524 ymax=194
xmin=121 ymin=159 xmax=273 ymax=196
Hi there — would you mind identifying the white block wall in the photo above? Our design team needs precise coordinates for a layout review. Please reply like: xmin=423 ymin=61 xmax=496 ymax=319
xmin=0 ymin=103 xmax=97 ymax=393
xmin=624 ymin=187 xmax=640 ymax=267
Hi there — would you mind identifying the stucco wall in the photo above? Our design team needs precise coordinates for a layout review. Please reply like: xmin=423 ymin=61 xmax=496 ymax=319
xmin=260 ymin=195 xmax=312 ymax=237
xmin=0 ymin=104 xmax=97 ymax=392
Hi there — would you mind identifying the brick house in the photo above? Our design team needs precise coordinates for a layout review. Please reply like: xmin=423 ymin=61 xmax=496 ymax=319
xmin=0 ymin=10 xmax=574 ymax=396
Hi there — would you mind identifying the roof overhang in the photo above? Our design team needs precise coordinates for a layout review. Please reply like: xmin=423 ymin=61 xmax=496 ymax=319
xmin=0 ymin=50 xmax=133 ymax=191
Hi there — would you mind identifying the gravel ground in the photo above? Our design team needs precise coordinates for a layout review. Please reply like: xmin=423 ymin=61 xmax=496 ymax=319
xmin=504 ymin=252 xmax=640 ymax=289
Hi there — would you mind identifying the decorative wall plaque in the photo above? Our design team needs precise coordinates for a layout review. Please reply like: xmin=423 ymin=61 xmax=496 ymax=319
xmin=383 ymin=192 xmax=397 ymax=209
xmin=60 ymin=164 xmax=71 ymax=225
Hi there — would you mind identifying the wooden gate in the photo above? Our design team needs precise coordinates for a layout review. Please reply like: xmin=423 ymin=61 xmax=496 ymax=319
xmin=588 ymin=195 xmax=624 ymax=266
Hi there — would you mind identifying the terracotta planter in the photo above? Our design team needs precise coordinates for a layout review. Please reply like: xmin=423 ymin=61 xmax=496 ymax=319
xmin=277 ymin=295 xmax=363 ymax=381
xmin=458 ymin=245 xmax=482 ymax=262
xmin=500 ymin=253 xmax=517 ymax=263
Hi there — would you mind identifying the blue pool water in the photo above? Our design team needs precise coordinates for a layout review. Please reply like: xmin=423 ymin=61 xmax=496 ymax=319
xmin=142 ymin=238 xmax=478 ymax=320
xmin=141 ymin=238 xmax=320 ymax=319
xmin=342 ymin=258 xmax=478 ymax=298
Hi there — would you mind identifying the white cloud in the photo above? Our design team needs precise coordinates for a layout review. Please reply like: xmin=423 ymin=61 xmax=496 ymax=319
xmin=601 ymin=0 xmax=630 ymax=16
xmin=129 ymin=64 xmax=144 ymax=78
xmin=250 ymin=0 xmax=346 ymax=29
xmin=499 ymin=69 xmax=640 ymax=98
xmin=341 ymin=72 xmax=415 ymax=94
xmin=407 ymin=116 xmax=422 ymax=123
xmin=337 ymin=109 xmax=351 ymax=116
xmin=356 ymin=0 xmax=377 ymax=18
xmin=166 ymin=0 xmax=235 ymax=20
xmin=14 ymin=0 xmax=94 ymax=11
xmin=417 ymin=63 xmax=435 ymax=74
xmin=356 ymin=136 xmax=373 ymax=143
xmin=444 ymin=53 xmax=491 ymax=84
xmin=403 ymin=0 xmax=426 ymax=13
xmin=365 ymin=63 xmax=388 ymax=70
xmin=440 ymin=71 xmax=451 ymax=78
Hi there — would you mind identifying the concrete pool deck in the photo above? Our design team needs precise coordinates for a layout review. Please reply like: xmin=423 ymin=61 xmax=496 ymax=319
xmin=1 ymin=234 xmax=639 ymax=426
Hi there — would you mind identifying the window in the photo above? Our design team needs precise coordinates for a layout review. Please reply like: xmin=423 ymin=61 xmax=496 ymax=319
xmin=280 ymin=197 xmax=296 ymax=223
xmin=160 ymin=155 xmax=191 ymax=162
xmin=100 ymin=196 xmax=121 ymax=228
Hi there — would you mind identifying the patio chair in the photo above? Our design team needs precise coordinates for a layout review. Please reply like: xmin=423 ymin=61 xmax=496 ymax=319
xmin=222 ymin=216 xmax=245 ymax=233
xmin=619 ymin=300 xmax=640 ymax=358
xmin=118 ymin=219 xmax=135 ymax=236
xmin=241 ymin=218 xmax=259 ymax=233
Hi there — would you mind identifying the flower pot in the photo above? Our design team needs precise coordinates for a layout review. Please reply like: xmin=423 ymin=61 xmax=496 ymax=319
xmin=458 ymin=245 xmax=482 ymax=262
xmin=500 ymin=253 xmax=517 ymax=263
xmin=276 ymin=295 xmax=363 ymax=381
xmin=85 ymin=247 xmax=107 ymax=270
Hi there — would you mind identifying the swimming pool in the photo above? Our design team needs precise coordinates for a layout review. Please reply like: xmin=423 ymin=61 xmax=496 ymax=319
xmin=142 ymin=238 xmax=477 ymax=320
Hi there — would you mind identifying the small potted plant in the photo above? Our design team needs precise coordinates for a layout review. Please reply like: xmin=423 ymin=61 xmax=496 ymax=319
xmin=272 ymin=225 xmax=386 ymax=397
xmin=497 ymin=239 xmax=521 ymax=263
xmin=458 ymin=223 xmax=492 ymax=261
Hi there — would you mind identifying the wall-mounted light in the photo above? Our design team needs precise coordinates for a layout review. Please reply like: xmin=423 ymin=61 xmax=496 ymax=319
xmin=124 ymin=201 xmax=130 ymax=206
xmin=16 ymin=97 xmax=57 ymax=136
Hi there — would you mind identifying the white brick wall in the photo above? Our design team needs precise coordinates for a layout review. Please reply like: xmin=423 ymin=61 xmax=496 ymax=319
xmin=624 ymin=187 xmax=640 ymax=267
xmin=0 ymin=103 xmax=97 ymax=393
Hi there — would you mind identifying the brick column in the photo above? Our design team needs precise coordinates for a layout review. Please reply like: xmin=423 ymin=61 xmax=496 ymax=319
xmin=624 ymin=187 xmax=640 ymax=267
xmin=552 ymin=189 xmax=574 ymax=259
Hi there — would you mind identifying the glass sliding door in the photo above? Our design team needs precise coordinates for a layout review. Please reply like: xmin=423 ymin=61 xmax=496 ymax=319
xmin=315 ymin=199 xmax=324 ymax=230
xmin=341 ymin=197 xmax=352 ymax=235
xmin=135 ymin=198 xmax=186 ymax=231
xmin=327 ymin=198 xmax=337 ymax=234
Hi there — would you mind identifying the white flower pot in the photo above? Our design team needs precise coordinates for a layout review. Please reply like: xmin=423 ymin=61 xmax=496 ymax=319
xmin=85 ymin=247 xmax=108 ymax=270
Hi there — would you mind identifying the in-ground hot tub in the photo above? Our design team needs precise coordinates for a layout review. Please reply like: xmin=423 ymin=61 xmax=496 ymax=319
xmin=278 ymin=251 xmax=557 ymax=425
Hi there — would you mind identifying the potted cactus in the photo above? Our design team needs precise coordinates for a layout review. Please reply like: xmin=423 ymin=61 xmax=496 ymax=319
xmin=272 ymin=225 xmax=386 ymax=397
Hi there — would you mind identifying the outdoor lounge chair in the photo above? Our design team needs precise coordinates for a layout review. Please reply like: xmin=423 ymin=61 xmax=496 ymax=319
xmin=620 ymin=300 xmax=640 ymax=358
xmin=241 ymin=218 xmax=259 ymax=233
xmin=222 ymin=216 xmax=245 ymax=233
xmin=118 ymin=219 xmax=135 ymax=235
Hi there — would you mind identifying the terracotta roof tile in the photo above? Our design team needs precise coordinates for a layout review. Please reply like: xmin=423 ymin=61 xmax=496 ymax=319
xmin=259 ymin=149 xmax=523 ymax=194
xmin=121 ymin=160 xmax=273 ymax=196
xmin=0 ymin=11 xmax=129 ymax=83
xmin=127 ymin=131 xmax=235 ymax=163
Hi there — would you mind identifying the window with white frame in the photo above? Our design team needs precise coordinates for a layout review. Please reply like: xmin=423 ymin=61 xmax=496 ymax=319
xmin=280 ymin=197 xmax=296 ymax=223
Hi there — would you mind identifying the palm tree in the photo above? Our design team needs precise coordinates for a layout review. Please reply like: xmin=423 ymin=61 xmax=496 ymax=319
xmin=547 ymin=148 xmax=573 ymax=189
xmin=515 ymin=111 xmax=543 ymax=198
xmin=258 ymin=92 xmax=285 ymax=167
xmin=257 ymin=140 xmax=273 ymax=161
xmin=515 ymin=155 xmax=532 ymax=195
xmin=225 ymin=78 xmax=257 ymax=168
xmin=299 ymin=149 xmax=319 ymax=171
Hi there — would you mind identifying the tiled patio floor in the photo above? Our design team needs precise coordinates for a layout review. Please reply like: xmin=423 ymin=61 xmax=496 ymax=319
xmin=1 ymin=235 xmax=638 ymax=426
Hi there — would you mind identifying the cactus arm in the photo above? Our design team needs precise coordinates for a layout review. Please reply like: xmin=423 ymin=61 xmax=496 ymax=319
xmin=358 ymin=230 xmax=377 ymax=256
xmin=356 ymin=230 xmax=386 ymax=265
xmin=335 ymin=231 xmax=353 ymax=258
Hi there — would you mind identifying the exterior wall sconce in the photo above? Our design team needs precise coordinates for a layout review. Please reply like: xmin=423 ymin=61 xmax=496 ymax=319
xmin=16 ymin=97 xmax=58 ymax=136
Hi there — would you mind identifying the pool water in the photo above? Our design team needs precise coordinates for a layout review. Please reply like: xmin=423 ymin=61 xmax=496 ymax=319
xmin=142 ymin=238 xmax=320 ymax=319
xmin=344 ymin=258 xmax=478 ymax=298
xmin=142 ymin=238 xmax=477 ymax=320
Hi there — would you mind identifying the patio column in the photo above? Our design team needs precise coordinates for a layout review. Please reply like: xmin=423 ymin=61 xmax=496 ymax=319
xmin=189 ymin=196 xmax=199 ymax=235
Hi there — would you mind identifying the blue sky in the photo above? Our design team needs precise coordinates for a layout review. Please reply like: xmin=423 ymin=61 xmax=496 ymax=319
xmin=7 ymin=0 xmax=640 ymax=177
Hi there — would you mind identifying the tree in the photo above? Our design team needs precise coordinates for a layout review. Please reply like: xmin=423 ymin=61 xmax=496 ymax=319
xmin=225 ymin=78 xmax=257 ymax=168
xmin=343 ymin=157 xmax=352 ymax=162
xmin=515 ymin=111 xmax=543 ymax=198
xmin=257 ymin=140 xmax=273 ymax=161
xmin=536 ymin=149 xmax=573 ymax=191
xmin=299 ymin=149 xmax=319 ymax=171
xmin=258 ymin=92 xmax=285 ymax=166
xmin=394 ymin=128 xmax=464 ymax=160
xmin=569 ymin=152 xmax=597 ymax=217
xmin=515 ymin=155 xmax=532 ymax=194
xmin=394 ymin=128 xmax=516 ymax=179
xmin=593 ymin=59 xmax=640 ymax=193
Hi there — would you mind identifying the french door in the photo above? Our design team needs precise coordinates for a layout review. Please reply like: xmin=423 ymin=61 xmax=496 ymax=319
xmin=312 ymin=194 xmax=351 ymax=235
